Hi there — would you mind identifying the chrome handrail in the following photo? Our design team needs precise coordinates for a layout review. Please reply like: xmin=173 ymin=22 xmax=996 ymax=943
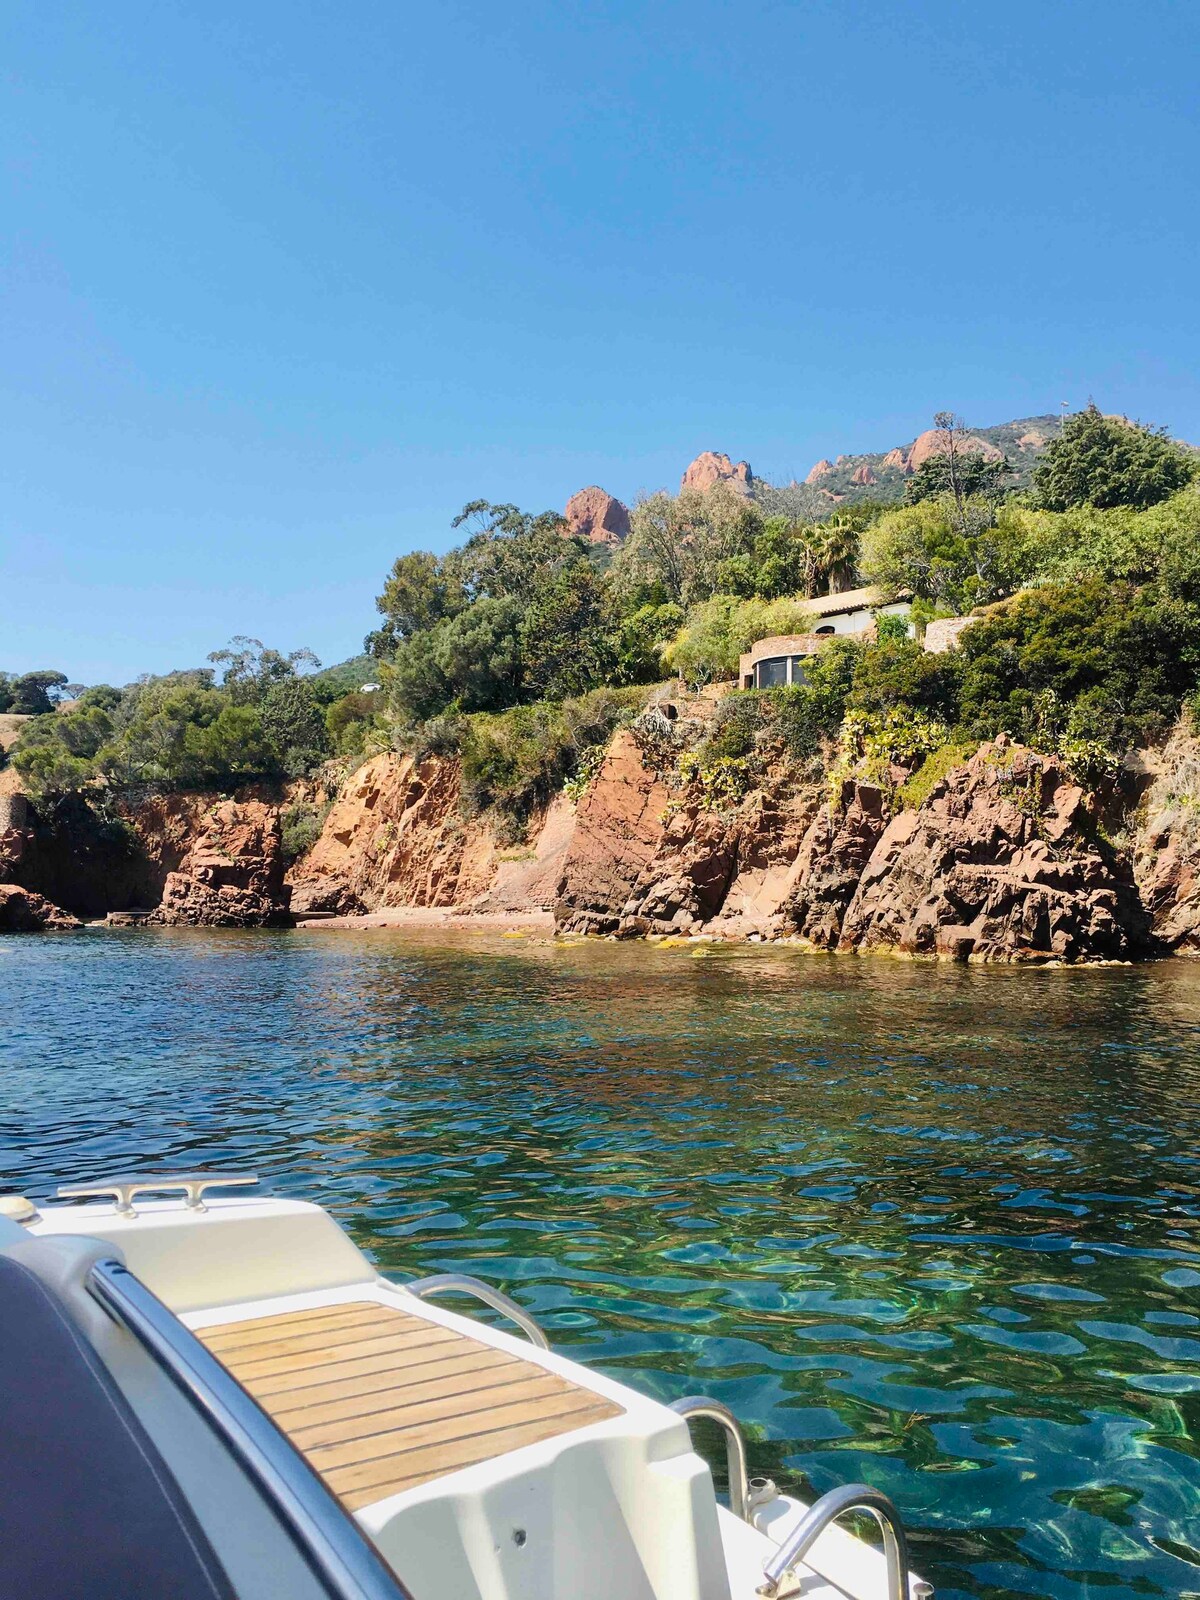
xmin=87 ymin=1259 xmax=411 ymax=1600
xmin=758 ymin=1482 xmax=923 ymax=1599
xmin=59 ymin=1172 xmax=258 ymax=1217
xmin=404 ymin=1273 xmax=550 ymax=1349
xmin=670 ymin=1396 xmax=750 ymax=1521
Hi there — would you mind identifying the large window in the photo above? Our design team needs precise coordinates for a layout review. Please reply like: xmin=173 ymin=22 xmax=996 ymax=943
xmin=755 ymin=656 xmax=789 ymax=688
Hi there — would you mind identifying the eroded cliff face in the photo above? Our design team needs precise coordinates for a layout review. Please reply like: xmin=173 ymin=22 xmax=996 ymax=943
xmin=151 ymin=799 xmax=287 ymax=926
xmin=551 ymin=732 xmax=1149 ymax=961
xmin=1133 ymin=732 xmax=1200 ymax=953
xmin=287 ymin=752 xmax=496 ymax=915
xmin=9 ymin=718 xmax=1200 ymax=961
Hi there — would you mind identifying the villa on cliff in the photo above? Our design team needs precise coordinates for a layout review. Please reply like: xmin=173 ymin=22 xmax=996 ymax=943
xmin=739 ymin=586 xmax=912 ymax=689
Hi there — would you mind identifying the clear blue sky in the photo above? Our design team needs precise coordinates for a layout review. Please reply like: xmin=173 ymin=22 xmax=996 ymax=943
xmin=4 ymin=1 xmax=1198 ymax=686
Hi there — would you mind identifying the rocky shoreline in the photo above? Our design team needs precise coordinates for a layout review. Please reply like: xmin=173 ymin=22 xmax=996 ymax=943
xmin=3 ymin=718 xmax=1199 ymax=964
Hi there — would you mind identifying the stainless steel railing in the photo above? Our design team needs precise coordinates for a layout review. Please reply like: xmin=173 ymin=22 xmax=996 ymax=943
xmin=670 ymin=1396 xmax=750 ymax=1521
xmin=758 ymin=1481 xmax=927 ymax=1599
xmin=404 ymin=1273 xmax=550 ymax=1349
xmin=60 ymin=1172 xmax=259 ymax=1217
xmin=87 ymin=1259 xmax=411 ymax=1600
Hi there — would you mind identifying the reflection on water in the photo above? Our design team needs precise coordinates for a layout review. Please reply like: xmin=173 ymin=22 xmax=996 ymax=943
xmin=4 ymin=927 xmax=1200 ymax=1599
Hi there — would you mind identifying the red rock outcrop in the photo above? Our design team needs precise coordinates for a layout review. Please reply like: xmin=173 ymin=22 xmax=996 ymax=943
xmin=881 ymin=447 xmax=908 ymax=470
xmin=564 ymin=486 xmax=631 ymax=547
xmin=906 ymin=428 xmax=1003 ymax=472
xmin=805 ymin=459 xmax=834 ymax=485
xmin=851 ymin=463 xmax=876 ymax=486
xmin=838 ymin=741 xmax=1143 ymax=961
xmin=0 ymin=884 xmax=81 ymax=931
xmin=151 ymin=799 xmax=287 ymax=926
xmin=288 ymin=753 xmax=496 ymax=916
xmin=1133 ymin=732 xmax=1200 ymax=953
xmin=554 ymin=731 xmax=670 ymax=935
xmin=780 ymin=781 xmax=890 ymax=947
xmin=681 ymin=452 xmax=753 ymax=496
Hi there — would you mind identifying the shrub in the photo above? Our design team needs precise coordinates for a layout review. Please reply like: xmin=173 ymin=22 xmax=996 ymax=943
xmin=897 ymin=742 xmax=977 ymax=809
xmin=677 ymin=751 xmax=754 ymax=812
xmin=859 ymin=496 xmax=1035 ymax=612
xmin=279 ymin=798 xmax=332 ymax=864
xmin=1033 ymin=403 xmax=1196 ymax=511
xmin=459 ymin=686 xmax=645 ymax=839
xmin=957 ymin=580 xmax=1200 ymax=748
xmin=848 ymin=636 xmax=961 ymax=722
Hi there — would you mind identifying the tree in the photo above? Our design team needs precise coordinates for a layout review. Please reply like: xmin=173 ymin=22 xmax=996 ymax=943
xmin=614 ymin=485 xmax=763 ymax=607
xmin=373 ymin=550 xmax=461 ymax=647
xmin=389 ymin=596 xmax=525 ymax=723
xmin=519 ymin=559 xmax=614 ymax=702
xmin=1033 ymin=403 xmax=1196 ymax=511
xmin=444 ymin=501 xmax=577 ymax=604
xmin=11 ymin=671 xmax=69 ymax=714
xmin=860 ymin=496 xmax=1034 ymax=613
xmin=261 ymin=678 xmax=331 ymax=776
xmin=608 ymin=602 xmax=685 ymax=685
xmin=905 ymin=451 xmax=1011 ymax=506
xmin=957 ymin=579 xmax=1200 ymax=747
xmin=815 ymin=516 xmax=860 ymax=593
xmin=207 ymin=638 xmax=320 ymax=703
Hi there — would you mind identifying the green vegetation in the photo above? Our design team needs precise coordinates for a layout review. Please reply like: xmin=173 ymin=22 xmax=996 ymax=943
xmin=1033 ymin=403 xmax=1196 ymax=512
xmin=11 ymin=405 xmax=1200 ymax=834
xmin=0 ymin=670 xmax=73 ymax=715
xmin=9 ymin=638 xmax=381 ymax=799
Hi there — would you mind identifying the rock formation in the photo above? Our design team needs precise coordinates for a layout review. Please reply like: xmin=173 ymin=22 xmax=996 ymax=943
xmin=681 ymin=452 xmax=753 ymax=496
xmin=906 ymin=427 xmax=1003 ymax=472
xmin=564 ymin=486 xmax=630 ymax=547
xmin=1133 ymin=732 xmax=1200 ymax=953
xmin=0 ymin=884 xmax=80 ymax=931
xmin=851 ymin=463 xmax=876 ymax=486
xmin=553 ymin=731 xmax=670 ymax=935
xmin=881 ymin=447 xmax=908 ymax=470
xmin=781 ymin=781 xmax=890 ymax=947
xmin=805 ymin=459 xmax=833 ymax=485
xmin=837 ymin=741 xmax=1143 ymax=961
xmin=288 ymin=753 xmax=495 ymax=916
xmin=152 ymin=800 xmax=287 ymax=927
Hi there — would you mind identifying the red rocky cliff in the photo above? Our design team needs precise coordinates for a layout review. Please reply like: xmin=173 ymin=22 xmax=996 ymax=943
xmin=152 ymin=799 xmax=287 ymax=926
xmin=681 ymin=451 xmax=753 ymax=496
xmin=564 ymin=487 xmax=630 ymax=547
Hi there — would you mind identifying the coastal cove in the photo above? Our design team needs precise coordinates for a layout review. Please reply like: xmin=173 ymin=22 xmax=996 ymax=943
xmin=4 ymin=927 xmax=1199 ymax=1599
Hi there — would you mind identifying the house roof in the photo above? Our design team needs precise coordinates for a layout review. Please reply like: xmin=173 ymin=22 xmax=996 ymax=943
xmin=799 ymin=584 xmax=893 ymax=617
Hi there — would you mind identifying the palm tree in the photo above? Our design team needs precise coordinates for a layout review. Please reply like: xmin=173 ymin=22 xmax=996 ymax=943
xmin=816 ymin=517 xmax=860 ymax=594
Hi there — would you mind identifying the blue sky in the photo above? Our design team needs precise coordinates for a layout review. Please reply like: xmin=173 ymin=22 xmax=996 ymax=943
xmin=3 ymin=0 xmax=1198 ymax=685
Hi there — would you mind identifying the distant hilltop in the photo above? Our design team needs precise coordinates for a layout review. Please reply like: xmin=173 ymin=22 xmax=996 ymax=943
xmin=563 ymin=416 xmax=1063 ymax=540
xmin=796 ymin=415 xmax=1060 ymax=506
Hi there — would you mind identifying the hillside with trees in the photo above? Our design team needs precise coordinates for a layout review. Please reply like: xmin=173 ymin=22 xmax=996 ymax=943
xmin=6 ymin=405 xmax=1200 ymax=848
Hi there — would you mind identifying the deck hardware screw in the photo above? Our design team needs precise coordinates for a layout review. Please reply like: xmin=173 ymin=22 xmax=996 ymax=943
xmin=512 ymin=1529 xmax=527 ymax=1548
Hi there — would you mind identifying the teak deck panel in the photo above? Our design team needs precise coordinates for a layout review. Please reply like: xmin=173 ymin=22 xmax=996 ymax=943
xmin=197 ymin=1300 xmax=622 ymax=1509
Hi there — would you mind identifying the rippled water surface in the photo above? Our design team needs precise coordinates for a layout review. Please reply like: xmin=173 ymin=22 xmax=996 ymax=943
xmin=3 ymin=928 xmax=1200 ymax=1598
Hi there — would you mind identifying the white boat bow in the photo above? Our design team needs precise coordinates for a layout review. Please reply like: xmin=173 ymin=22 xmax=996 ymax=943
xmin=0 ymin=1174 xmax=933 ymax=1600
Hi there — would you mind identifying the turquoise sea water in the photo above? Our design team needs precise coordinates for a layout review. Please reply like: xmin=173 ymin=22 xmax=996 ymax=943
xmin=3 ymin=927 xmax=1200 ymax=1599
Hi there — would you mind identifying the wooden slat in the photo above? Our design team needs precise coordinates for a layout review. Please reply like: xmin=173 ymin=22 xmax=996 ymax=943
xmin=196 ymin=1298 xmax=623 ymax=1509
xmin=241 ymin=1335 xmax=476 ymax=1400
xmin=270 ymin=1349 xmax=523 ymax=1427
xmin=335 ymin=1405 xmax=621 ymax=1511
xmin=290 ymin=1372 xmax=574 ymax=1450
xmin=231 ymin=1325 xmax=461 ymax=1383
xmin=208 ymin=1312 xmax=426 ymax=1367
xmin=203 ymin=1303 xmax=396 ymax=1354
